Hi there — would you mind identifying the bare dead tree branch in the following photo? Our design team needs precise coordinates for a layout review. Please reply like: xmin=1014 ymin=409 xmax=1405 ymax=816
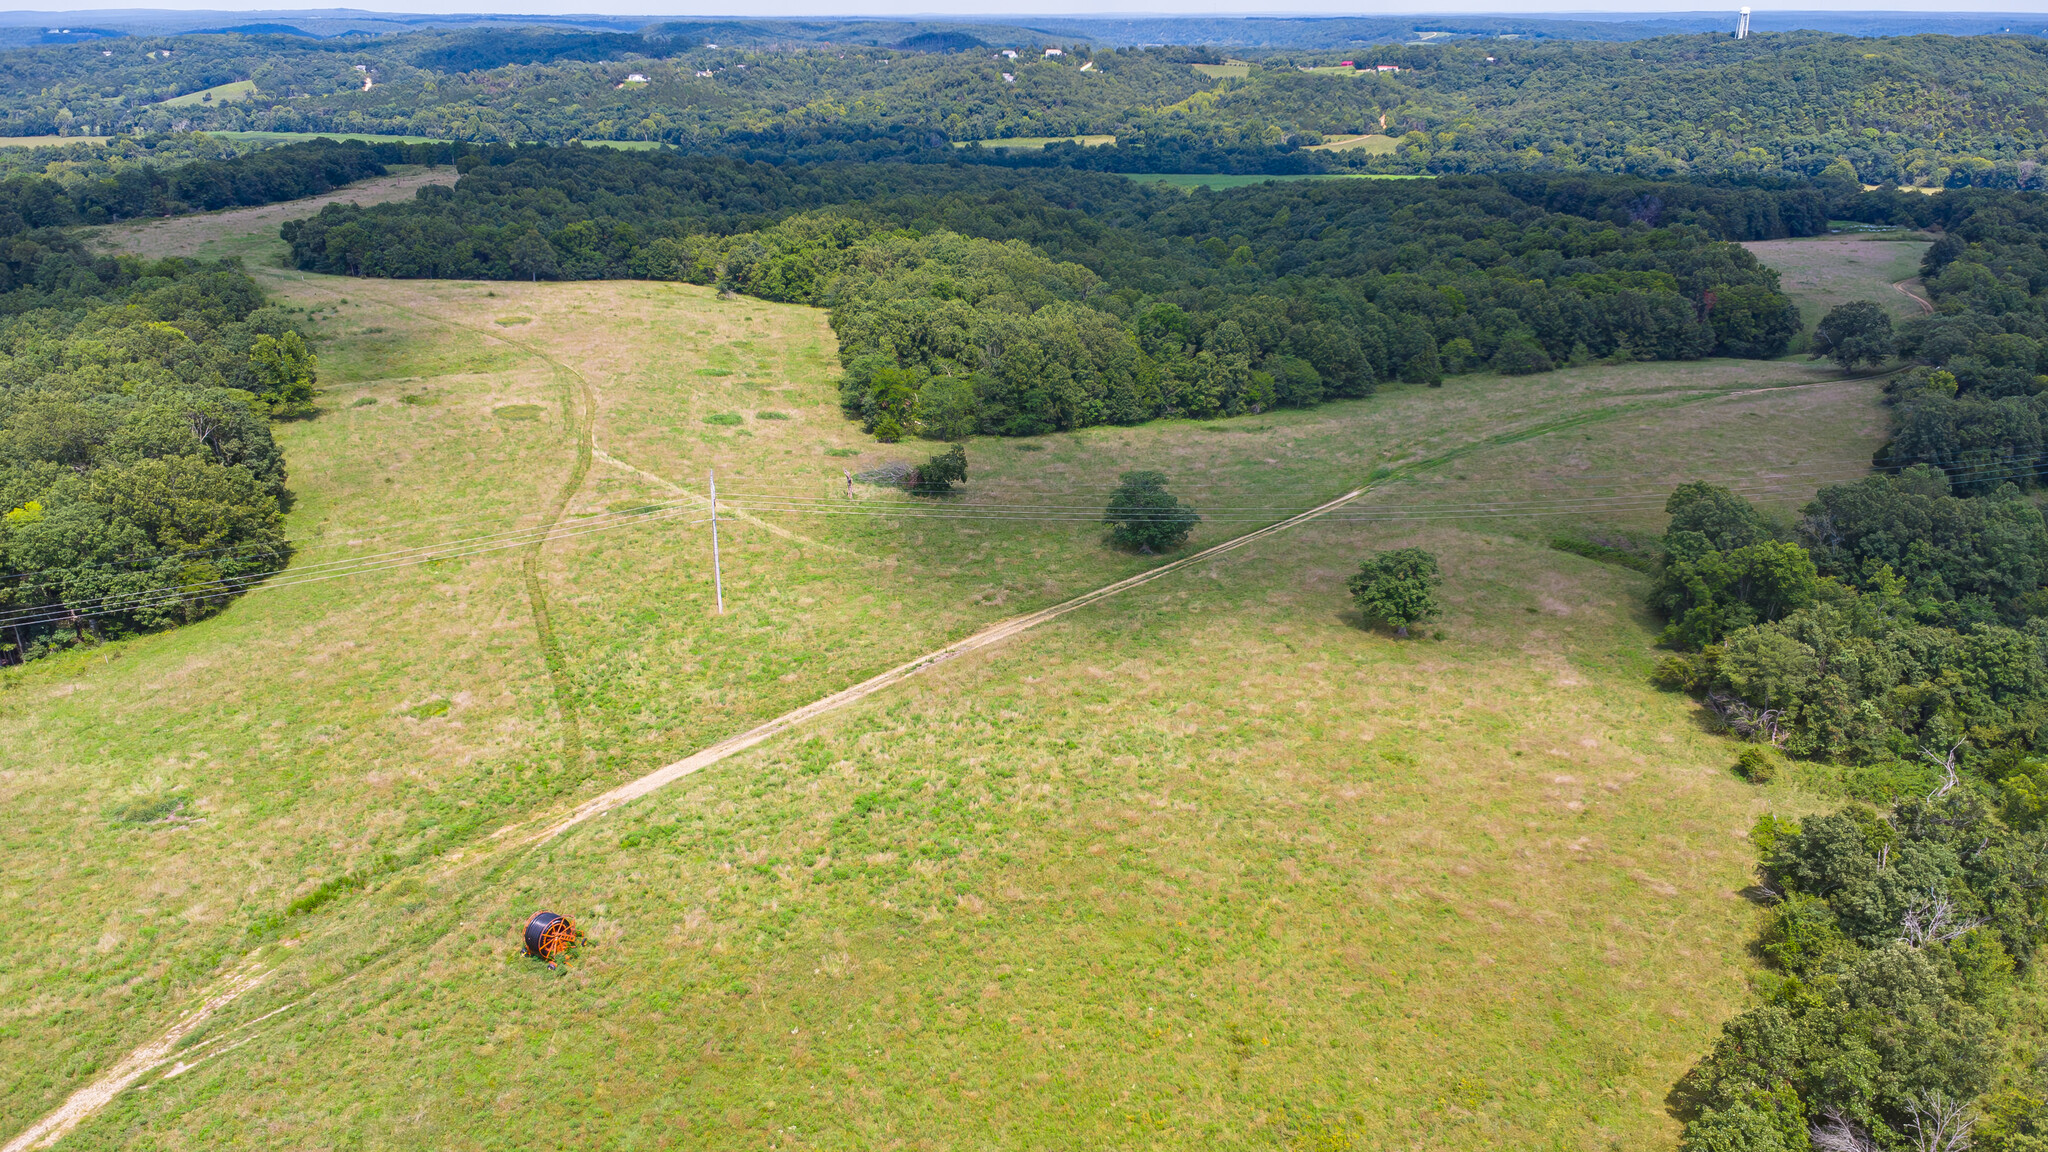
xmin=1923 ymin=740 xmax=1966 ymax=799
xmin=1904 ymin=1091 xmax=1975 ymax=1152
xmin=1899 ymin=887 xmax=1987 ymax=949
xmin=1707 ymin=691 xmax=1785 ymax=745
xmin=1811 ymin=1108 xmax=1881 ymax=1152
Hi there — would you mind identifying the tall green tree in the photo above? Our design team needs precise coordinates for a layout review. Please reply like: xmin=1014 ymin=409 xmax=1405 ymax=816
xmin=509 ymin=228 xmax=558 ymax=282
xmin=1348 ymin=547 xmax=1443 ymax=637
xmin=1812 ymin=301 xmax=1895 ymax=373
xmin=1103 ymin=471 xmax=1199 ymax=553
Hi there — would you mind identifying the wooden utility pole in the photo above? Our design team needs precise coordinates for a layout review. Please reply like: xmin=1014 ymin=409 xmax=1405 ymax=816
xmin=709 ymin=469 xmax=725 ymax=615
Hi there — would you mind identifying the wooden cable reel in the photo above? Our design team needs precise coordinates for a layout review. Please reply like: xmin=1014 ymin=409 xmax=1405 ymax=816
xmin=523 ymin=911 xmax=580 ymax=964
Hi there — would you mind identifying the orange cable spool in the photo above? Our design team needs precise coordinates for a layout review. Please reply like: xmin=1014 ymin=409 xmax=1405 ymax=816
xmin=522 ymin=911 xmax=580 ymax=963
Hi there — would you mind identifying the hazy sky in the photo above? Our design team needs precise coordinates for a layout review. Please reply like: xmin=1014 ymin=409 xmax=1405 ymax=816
xmin=19 ymin=1 xmax=2048 ymax=14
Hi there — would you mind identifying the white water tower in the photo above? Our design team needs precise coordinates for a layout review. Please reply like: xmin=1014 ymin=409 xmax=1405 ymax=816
xmin=1737 ymin=7 xmax=1751 ymax=38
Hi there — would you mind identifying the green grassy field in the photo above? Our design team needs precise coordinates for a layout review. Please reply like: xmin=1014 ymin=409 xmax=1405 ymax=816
xmin=206 ymin=130 xmax=456 ymax=146
xmin=954 ymin=135 xmax=1117 ymax=150
xmin=0 ymin=134 xmax=110 ymax=148
xmin=1191 ymin=63 xmax=1253 ymax=79
xmin=1742 ymin=232 xmax=1935 ymax=336
xmin=158 ymin=80 xmax=258 ymax=108
xmin=1307 ymin=134 xmax=1400 ymax=155
xmin=1130 ymin=173 xmax=1431 ymax=192
xmin=0 ymin=182 xmax=1904 ymax=1150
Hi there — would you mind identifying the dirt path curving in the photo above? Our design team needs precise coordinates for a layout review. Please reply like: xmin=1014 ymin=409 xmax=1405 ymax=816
xmin=1893 ymin=278 xmax=1935 ymax=314
xmin=0 ymin=962 xmax=272 ymax=1152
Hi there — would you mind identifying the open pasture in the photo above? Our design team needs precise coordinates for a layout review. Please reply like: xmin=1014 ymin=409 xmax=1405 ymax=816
xmin=1742 ymin=232 xmax=1935 ymax=333
xmin=0 ymin=187 xmax=1902 ymax=1150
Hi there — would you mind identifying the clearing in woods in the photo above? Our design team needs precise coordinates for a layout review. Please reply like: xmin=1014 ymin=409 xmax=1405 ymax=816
xmin=0 ymin=184 xmax=1925 ymax=1150
xmin=1742 ymin=230 xmax=1937 ymax=338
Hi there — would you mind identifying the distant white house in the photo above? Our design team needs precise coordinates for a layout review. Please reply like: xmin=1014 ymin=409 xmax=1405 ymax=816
xmin=626 ymin=73 xmax=648 ymax=83
xmin=1044 ymin=47 xmax=1063 ymax=57
xmin=1002 ymin=49 xmax=1018 ymax=60
xmin=1375 ymin=64 xmax=1400 ymax=72
xmin=1002 ymin=72 xmax=1015 ymax=83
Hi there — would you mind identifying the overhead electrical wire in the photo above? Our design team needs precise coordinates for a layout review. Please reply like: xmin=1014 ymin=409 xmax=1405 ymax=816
xmin=6 ymin=444 xmax=2046 ymax=634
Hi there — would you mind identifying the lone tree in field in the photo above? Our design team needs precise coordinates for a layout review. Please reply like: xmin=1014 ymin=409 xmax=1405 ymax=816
xmin=1349 ymin=548 xmax=1443 ymax=637
xmin=1811 ymin=301 xmax=1894 ymax=373
xmin=1104 ymin=471 xmax=1200 ymax=553
xmin=909 ymin=444 xmax=967 ymax=495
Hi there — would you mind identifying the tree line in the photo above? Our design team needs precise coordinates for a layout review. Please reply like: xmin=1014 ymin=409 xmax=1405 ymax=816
xmin=0 ymin=137 xmax=463 ymax=230
xmin=282 ymin=147 xmax=1804 ymax=437
xmin=1636 ymin=474 xmax=2048 ymax=1149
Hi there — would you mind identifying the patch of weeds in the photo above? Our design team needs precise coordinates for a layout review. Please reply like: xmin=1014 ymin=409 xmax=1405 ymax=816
xmin=351 ymin=396 xmax=377 ymax=408
xmin=404 ymin=698 xmax=451 ymax=720
xmin=606 ymin=502 xmax=659 ymax=514
xmin=363 ymin=326 xmax=386 ymax=334
xmin=1014 ymin=443 xmax=1045 ymax=452
xmin=1549 ymin=532 xmax=1660 ymax=573
xmin=825 ymin=447 xmax=860 ymax=457
xmin=1202 ymin=424 xmax=1232 ymax=432
xmin=493 ymin=404 xmax=543 ymax=421
xmin=696 ymin=369 xmax=734 ymax=377
xmin=703 ymin=413 xmax=743 ymax=426
xmin=110 ymin=793 xmax=187 ymax=825
xmin=493 ymin=316 xmax=531 ymax=326
xmin=756 ymin=410 xmax=790 ymax=420
xmin=400 ymin=394 xmax=437 ymax=407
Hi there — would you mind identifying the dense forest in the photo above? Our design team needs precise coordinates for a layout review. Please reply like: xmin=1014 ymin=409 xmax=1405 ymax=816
xmin=6 ymin=27 xmax=2048 ymax=186
xmin=280 ymin=147 xmax=1805 ymax=435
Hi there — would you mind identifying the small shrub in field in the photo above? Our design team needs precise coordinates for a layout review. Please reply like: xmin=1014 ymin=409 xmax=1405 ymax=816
xmin=1734 ymin=746 xmax=1776 ymax=784
xmin=910 ymin=445 xmax=967 ymax=495
xmin=111 ymin=793 xmax=186 ymax=824
xmin=351 ymin=396 xmax=377 ymax=408
xmin=756 ymin=410 xmax=790 ymax=420
xmin=703 ymin=412 xmax=743 ymax=426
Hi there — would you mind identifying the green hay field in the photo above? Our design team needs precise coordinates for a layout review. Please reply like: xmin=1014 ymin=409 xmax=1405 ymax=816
xmin=206 ymin=130 xmax=456 ymax=146
xmin=0 ymin=183 xmax=1915 ymax=1150
xmin=954 ymin=135 xmax=1117 ymax=150
xmin=158 ymin=80 xmax=258 ymax=108
xmin=1742 ymin=232 xmax=1935 ymax=334
xmin=1306 ymin=134 xmax=1400 ymax=154
xmin=1130 ymin=173 xmax=1430 ymax=192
